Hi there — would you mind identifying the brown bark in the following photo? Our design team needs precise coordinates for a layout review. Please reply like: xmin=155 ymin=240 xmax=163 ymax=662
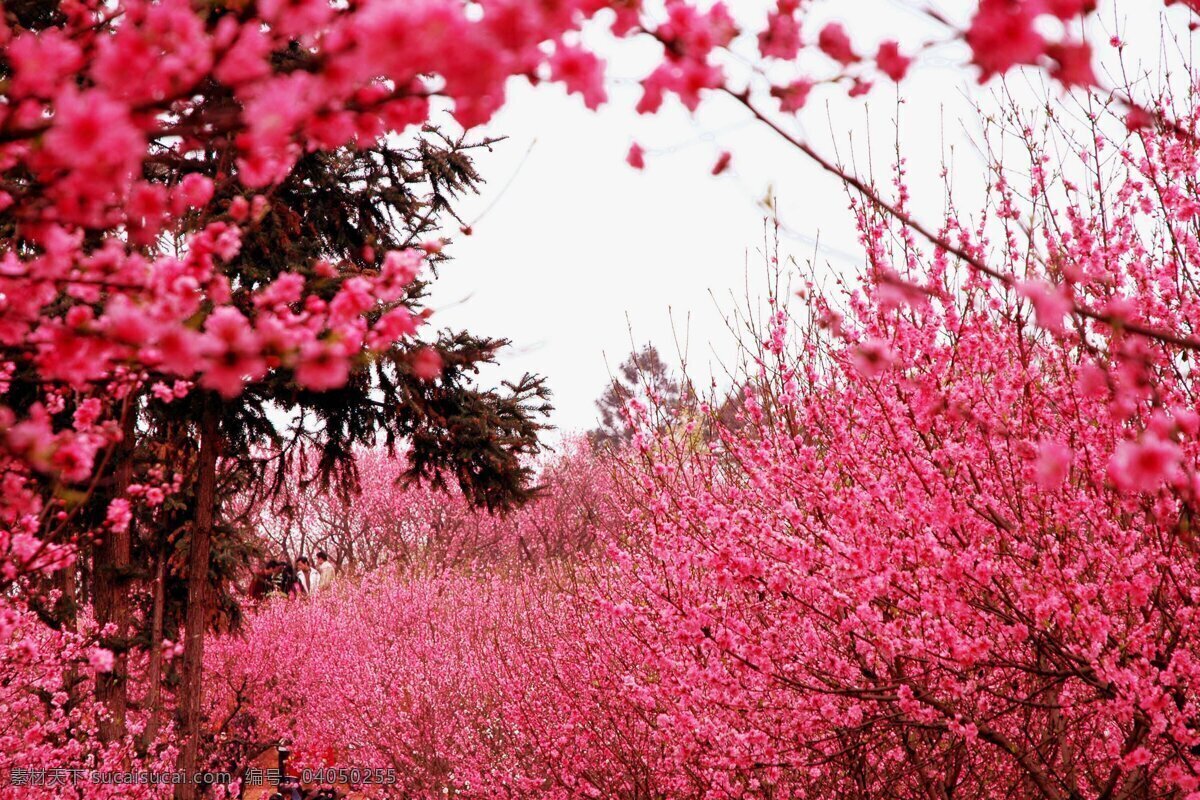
xmin=176 ymin=402 xmax=220 ymax=800
xmin=95 ymin=400 xmax=136 ymax=743
xmin=59 ymin=565 xmax=78 ymax=632
xmin=55 ymin=564 xmax=81 ymax=714
xmin=141 ymin=545 xmax=166 ymax=752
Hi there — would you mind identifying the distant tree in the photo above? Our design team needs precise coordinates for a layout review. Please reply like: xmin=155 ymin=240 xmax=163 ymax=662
xmin=252 ymin=440 xmax=612 ymax=577
xmin=589 ymin=346 xmax=683 ymax=448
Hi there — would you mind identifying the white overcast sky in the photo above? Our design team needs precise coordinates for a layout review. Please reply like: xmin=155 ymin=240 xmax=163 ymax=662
xmin=424 ymin=1 xmax=1185 ymax=434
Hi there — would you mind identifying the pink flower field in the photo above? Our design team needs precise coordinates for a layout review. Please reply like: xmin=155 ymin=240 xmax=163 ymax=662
xmin=2 ymin=1 xmax=1200 ymax=798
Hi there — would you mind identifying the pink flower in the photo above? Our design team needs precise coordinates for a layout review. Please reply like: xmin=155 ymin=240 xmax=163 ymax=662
xmin=256 ymin=273 xmax=306 ymax=310
xmin=50 ymin=438 xmax=96 ymax=483
xmin=758 ymin=10 xmax=801 ymax=60
xmin=1125 ymin=107 xmax=1154 ymax=131
xmin=876 ymin=41 xmax=911 ymax=82
xmin=966 ymin=0 xmax=1045 ymax=81
xmin=295 ymin=340 xmax=351 ymax=391
xmin=657 ymin=2 xmax=737 ymax=59
xmin=88 ymin=647 xmax=115 ymax=674
xmin=1035 ymin=439 xmax=1072 ymax=489
xmin=45 ymin=87 xmax=144 ymax=175
xmin=637 ymin=64 xmax=672 ymax=114
xmin=1075 ymin=362 xmax=1109 ymax=398
xmin=127 ymin=182 xmax=169 ymax=244
xmin=771 ymin=79 xmax=814 ymax=113
xmin=236 ymin=137 xmax=300 ymax=188
xmin=91 ymin=0 xmax=211 ymax=103
xmin=329 ymin=277 xmax=374 ymax=325
xmin=204 ymin=308 xmax=257 ymax=351
xmin=1047 ymin=0 xmax=1096 ymax=19
xmin=850 ymin=338 xmax=896 ymax=377
xmin=381 ymin=249 xmax=422 ymax=294
xmin=817 ymin=23 xmax=856 ymax=66
xmin=1122 ymin=747 xmax=1152 ymax=768
xmin=1048 ymin=41 xmax=1096 ymax=87
xmin=1109 ymin=435 xmax=1182 ymax=493
xmin=102 ymin=296 xmax=157 ymax=346
xmin=200 ymin=307 xmax=265 ymax=398
xmin=875 ymin=272 xmax=929 ymax=309
xmin=627 ymin=143 xmax=646 ymax=170
xmin=8 ymin=29 xmax=83 ymax=98
xmin=229 ymin=195 xmax=250 ymax=221
xmin=176 ymin=173 xmax=215 ymax=210
xmin=675 ymin=59 xmax=724 ymax=111
xmin=549 ymin=43 xmax=607 ymax=110
xmin=152 ymin=327 xmax=204 ymax=377
xmin=637 ymin=56 xmax=724 ymax=114
xmin=214 ymin=22 xmax=271 ymax=86
xmin=1018 ymin=280 xmax=1072 ymax=333
xmin=368 ymin=307 xmax=419 ymax=350
xmin=105 ymin=498 xmax=132 ymax=533
xmin=73 ymin=398 xmax=103 ymax=430
xmin=257 ymin=0 xmax=334 ymax=39
xmin=411 ymin=346 xmax=443 ymax=381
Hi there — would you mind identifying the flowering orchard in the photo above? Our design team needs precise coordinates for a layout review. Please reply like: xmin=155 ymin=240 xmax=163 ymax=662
xmin=250 ymin=441 xmax=613 ymax=575
xmin=2 ymin=0 xmax=1200 ymax=798
xmin=213 ymin=101 xmax=1200 ymax=798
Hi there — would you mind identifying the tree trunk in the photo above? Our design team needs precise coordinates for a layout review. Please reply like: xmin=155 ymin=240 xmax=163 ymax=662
xmin=96 ymin=400 xmax=136 ymax=743
xmin=141 ymin=545 xmax=166 ymax=752
xmin=59 ymin=565 xmax=78 ymax=632
xmin=176 ymin=402 xmax=219 ymax=800
xmin=55 ymin=563 xmax=82 ymax=716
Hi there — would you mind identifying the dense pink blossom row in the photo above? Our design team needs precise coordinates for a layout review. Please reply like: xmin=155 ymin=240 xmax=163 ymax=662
xmin=251 ymin=440 xmax=613 ymax=574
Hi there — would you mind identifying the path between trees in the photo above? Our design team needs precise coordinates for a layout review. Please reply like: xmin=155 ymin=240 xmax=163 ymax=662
xmin=240 ymin=749 xmax=366 ymax=800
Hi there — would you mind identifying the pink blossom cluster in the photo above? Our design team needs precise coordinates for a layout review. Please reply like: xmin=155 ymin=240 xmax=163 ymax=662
xmin=0 ymin=603 xmax=178 ymax=799
xmin=593 ymin=107 xmax=1200 ymax=796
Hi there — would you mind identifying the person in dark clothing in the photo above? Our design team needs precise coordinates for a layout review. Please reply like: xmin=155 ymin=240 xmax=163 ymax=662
xmin=249 ymin=559 xmax=300 ymax=600
xmin=273 ymin=561 xmax=298 ymax=596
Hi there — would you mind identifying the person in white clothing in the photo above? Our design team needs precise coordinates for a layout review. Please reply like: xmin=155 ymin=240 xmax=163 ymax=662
xmin=315 ymin=551 xmax=335 ymax=591
xmin=294 ymin=556 xmax=320 ymax=596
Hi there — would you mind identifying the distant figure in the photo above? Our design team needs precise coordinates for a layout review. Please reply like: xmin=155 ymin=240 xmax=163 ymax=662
xmin=315 ymin=551 xmax=335 ymax=591
xmin=247 ymin=567 xmax=270 ymax=601
xmin=249 ymin=559 xmax=302 ymax=600
xmin=248 ymin=560 xmax=285 ymax=601
xmin=276 ymin=560 xmax=300 ymax=597
xmin=295 ymin=556 xmax=320 ymax=596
